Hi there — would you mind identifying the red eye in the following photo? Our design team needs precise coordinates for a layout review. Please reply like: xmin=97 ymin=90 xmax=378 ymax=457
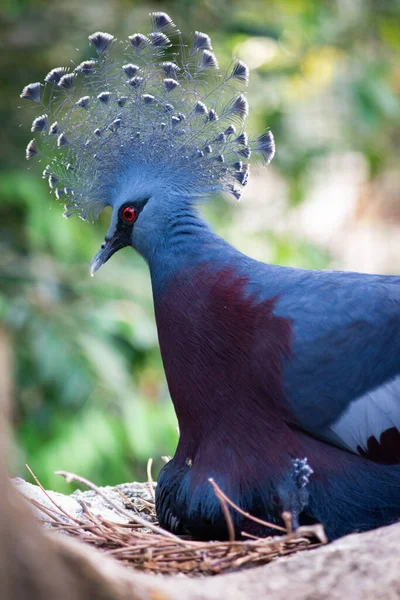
xmin=122 ymin=206 xmax=136 ymax=222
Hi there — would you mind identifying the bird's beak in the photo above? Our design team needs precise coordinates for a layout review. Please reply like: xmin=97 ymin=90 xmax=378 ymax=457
xmin=90 ymin=234 xmax=126 ymax=276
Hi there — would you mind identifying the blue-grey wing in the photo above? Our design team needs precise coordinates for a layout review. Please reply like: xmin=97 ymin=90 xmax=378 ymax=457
xmin=264 ymin=267 xmax=400 ymax=463
xmin=323 ymin=376 xmax=400 ymax=461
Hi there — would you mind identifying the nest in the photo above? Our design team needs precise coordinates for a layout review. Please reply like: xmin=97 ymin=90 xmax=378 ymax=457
xmin=25 ymin=463 xmax=327 ymax=577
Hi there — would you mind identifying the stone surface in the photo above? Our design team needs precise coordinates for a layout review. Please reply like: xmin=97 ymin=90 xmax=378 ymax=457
xmin=141 ymin=521 xmax=400 ymax=600
xmin=14 ymin=478 xmax=154 ymax=527
xmin=16 ymin=478 xmax=400 ymax=600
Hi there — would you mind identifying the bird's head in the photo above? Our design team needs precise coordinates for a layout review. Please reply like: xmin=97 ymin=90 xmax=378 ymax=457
xmin=21 ymin=12 xmax=275 ymax=273
xmin=89 ymin=194 xmax=148 ymax=277
xmin=88 ymin=164 xmax=198 ymax=274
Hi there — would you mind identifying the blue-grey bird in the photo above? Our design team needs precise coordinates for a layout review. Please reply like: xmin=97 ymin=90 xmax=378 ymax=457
xmin=21 ymin=12 xmax=400 ymax=541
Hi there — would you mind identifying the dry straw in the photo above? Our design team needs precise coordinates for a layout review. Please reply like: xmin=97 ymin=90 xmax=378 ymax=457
xmin=25 ymin=462 xmax=326 ymax=577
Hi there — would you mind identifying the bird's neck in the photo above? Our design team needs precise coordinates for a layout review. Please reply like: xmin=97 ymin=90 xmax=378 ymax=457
xmin=147 ymin=204 xmax=235 ymax=294
xmin=148 ymin=210 xmax=293 ymax=462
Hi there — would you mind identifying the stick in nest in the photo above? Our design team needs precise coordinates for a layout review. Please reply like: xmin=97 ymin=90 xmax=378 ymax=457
xmin=146 ymin=458 xmax=156 ymax=501
xmin=55 ymin=469 xmax=185 ymax=543
xmin=208 ymin=477 xmax=287 ymax=534
xmin=24 ymin=468 xmax=327 ymax=577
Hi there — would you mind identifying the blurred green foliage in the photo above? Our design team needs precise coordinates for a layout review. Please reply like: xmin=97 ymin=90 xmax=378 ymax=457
xmin=1 ymin=0 xmax=399 ymax=491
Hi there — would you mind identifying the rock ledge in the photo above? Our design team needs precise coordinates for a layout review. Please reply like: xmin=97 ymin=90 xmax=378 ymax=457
xmin=16 ymin=478 xmax=400 ymax=600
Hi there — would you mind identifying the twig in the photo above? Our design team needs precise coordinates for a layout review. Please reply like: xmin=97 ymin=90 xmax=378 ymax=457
xmin=24 ymin=467 xmax=326 ymax=577
xmin=146 ymin=458 xmax=156 ymax=501
xmin=240 ymin=531 xmax=266 ymax=541
xmin=25 ymin=464 xmax=82 ymax=525
xmin=25 ymin=496 xmax=67 ymax=524
xmin=115 ymin=487 xmax=141 ymax=513
xmin=208 ymin=478 xmax=235 ymax=543
xmin=115 ymin=487 xmax=156 ymax=513
xmin=282 ymin=511 xmax=293 ymax=535
xmin=208 ymin=478 xmax=286 ymax=533
xmin=55 ymin=470 xmax=186 ymax=543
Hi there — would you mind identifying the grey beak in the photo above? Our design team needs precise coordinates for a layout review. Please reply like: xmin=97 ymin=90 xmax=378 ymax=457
xmin=90 ymin=235 xmax=126 ymax=276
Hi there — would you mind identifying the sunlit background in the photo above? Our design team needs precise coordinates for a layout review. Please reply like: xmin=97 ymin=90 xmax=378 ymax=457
xmin=1 ymin=0 xmax=400 ymax=491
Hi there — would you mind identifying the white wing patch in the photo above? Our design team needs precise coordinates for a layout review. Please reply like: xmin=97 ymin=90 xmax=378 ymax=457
xmin=324 ymin=376 xmax=400 ymax=457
